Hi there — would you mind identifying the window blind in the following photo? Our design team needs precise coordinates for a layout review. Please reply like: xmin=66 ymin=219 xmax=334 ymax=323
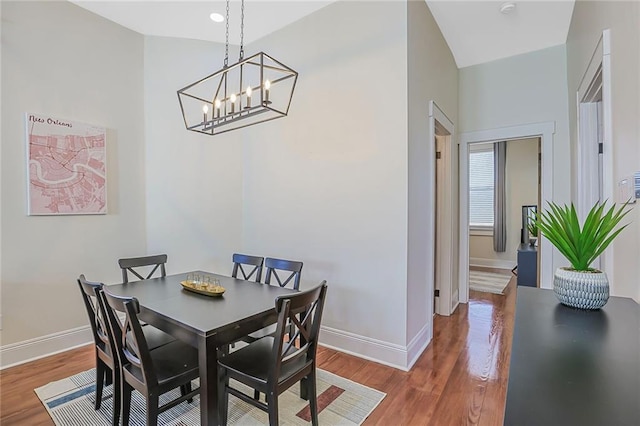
xmin=469 ymin=149 xmax=494 ymax=227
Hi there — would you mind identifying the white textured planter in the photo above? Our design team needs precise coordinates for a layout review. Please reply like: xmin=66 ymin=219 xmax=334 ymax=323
xmin=553 ymin=267 xmax=609 ymax=310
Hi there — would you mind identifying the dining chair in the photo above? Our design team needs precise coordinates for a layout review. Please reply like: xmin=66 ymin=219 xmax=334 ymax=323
xmin=264 ymin=257 xmax=303 ymax=290
xmin=232 ymin=253 xmax=264 ymax=283
xmin=218 ymin=281 xmax=328 ymax=426
xmin=77 ymin=275 xmax=120 ymax=425
xmin=77 ymin=275 xmax=176 ymax=425
xmin=118 ymin=254 xmax=167 ymax=284
xmin=241 ymin=257 xmax=304 ymax=345
xmin=99 ymin=287 xmax=200 ymax=426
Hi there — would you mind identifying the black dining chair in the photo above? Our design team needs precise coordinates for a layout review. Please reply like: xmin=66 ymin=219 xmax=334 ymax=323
xmin=241 ymin=257 xmax=304 ymax=346
xmin=218 ymin=281 xmax=328 ymax=426
xmin=118 ymin=254 xmax=167 ymax=284
xmin=99 ymin=287 xmax=200 ymax=426
xmin=77 ymin=275 xmax=175 ymax=425
xmin=264 ymin=257 xmax=303 ymax=290
xmin=231 ymin=253 xmax=264 ymax=283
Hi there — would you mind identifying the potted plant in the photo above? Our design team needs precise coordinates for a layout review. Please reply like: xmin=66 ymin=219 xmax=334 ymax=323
xmin=534 ymin=200 xmax=631 ymax=309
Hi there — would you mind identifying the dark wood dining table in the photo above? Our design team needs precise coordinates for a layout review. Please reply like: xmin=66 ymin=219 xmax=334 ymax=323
xmin=107 ymin=271 xmax=297 ymax=426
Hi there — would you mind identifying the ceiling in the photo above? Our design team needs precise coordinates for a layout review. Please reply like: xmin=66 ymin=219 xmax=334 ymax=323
xmin=70 ymin=0 xmax=575 ymax=69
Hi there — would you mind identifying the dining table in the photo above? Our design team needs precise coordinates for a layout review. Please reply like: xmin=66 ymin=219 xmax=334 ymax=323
xmin=107 ymin=270 xmax=298 ymax=426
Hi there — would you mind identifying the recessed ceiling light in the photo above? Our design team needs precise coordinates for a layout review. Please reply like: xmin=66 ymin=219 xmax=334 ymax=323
xmin=499 ymin=2 xmax=516 ymax=14
xmin=210 ymin=12 xmax=224 ymax=23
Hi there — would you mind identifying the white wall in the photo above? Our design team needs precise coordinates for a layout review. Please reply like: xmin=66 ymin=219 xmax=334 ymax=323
xmin=566 ymin=0 xmax=640 ymax=301
xmin=143 ymin=36 xmax=243 ymax=276
xmin=1 ymin=1 xmax=145 ymax=346
xmin=407 ymin=0 xmax=458 ymax=350
xmin=459 ymin=45 xmax=571 ymax=274
xmin=240 ymin=1 xmax=410 ymax=366
xmin=469 ymin=138 xmax=539 ymax=267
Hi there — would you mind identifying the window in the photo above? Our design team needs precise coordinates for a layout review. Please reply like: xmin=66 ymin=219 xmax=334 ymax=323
xmin=469 ymin=148 xmax=494 ymax=228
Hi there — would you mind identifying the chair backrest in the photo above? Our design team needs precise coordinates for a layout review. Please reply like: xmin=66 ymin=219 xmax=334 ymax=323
xmin=77 ymin=275 xmax=112 ymax=356
xmin=270 ymin=281 xmax=328 ymax=382
xmin=264 ymin=257 xmax=303 ymax=290
xmin=99 ymin=288 xmax=157 ymax=387
xmin=118 ymin=254 xmax=168 ymax=283
xmin=232 ymin=253 xmax=264 ymax=283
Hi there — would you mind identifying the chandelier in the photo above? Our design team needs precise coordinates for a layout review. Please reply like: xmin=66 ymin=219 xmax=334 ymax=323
xmin=177 ymin=0 xmax=298 ymax=136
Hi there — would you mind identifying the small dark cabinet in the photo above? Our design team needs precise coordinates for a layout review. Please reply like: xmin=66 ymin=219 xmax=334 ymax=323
xmin=517 ymin=243 xmax=537 ymax=287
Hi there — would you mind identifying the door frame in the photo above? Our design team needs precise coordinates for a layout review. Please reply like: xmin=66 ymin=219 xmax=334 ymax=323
xmin=428 ymin=101 xmax=457 ymax=316
xmin=576 ymin=29 xmax=613 ymax=280
xmin=459 ymin=122 xmax=555 ymax=303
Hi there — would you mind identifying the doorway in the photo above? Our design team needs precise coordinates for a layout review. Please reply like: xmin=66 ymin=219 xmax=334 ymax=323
xmin=430 ymin=101 xmax=457 ymax=317
xmin=459 ymin=122 xmax=555 ymax=303
xmin=576 ymin=29 xmax=612 ymax=276
xmin=467 ymin=138 xmax=541 ymax=295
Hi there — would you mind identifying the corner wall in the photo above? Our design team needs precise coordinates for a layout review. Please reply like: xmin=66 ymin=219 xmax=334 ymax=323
xmin=143 ymin=36 xmax=243 ymax=275
xmin=565 ymin=0 xmax=640 ymax=300
xmin=1 ymin=1 xmax=145 ymax=357
xmin=407 ymin=0 xmax=459 ymax=357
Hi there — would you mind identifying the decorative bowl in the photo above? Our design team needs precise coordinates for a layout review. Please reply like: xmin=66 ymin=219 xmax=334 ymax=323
xmin=180 ymin=281 xmax=225 ymax=297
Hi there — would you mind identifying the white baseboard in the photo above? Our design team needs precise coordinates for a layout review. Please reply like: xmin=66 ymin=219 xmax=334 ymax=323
xmin=406 ymin=323 xmax=431 ymax=370
xmin=2 ymin=323 xmax=434 ymax=373
xmin=0 ymin=325 xmax=93 ymax=369
xmin=319 ymin=325 xmax=431 ymax=371
xmin=469 ymin=257 xmax=515 ymax=270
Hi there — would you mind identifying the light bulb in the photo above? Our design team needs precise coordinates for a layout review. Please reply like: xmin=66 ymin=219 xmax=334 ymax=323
xmin=230 ymin=93 xmax=237 ymax=113
xmin=264 ymin=80 xmax=271 ymax=90
xmin=214 ymin=99 xmax=221 ymax=108
xmin=245 ymin=86 xmax=252 ymax=108
xmin=202 ymin=104 xmax=209 ymax=113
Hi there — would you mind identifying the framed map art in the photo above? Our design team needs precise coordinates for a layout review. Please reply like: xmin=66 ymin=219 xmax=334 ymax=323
xmin=26 ymin=113 xmax=107 ymax=215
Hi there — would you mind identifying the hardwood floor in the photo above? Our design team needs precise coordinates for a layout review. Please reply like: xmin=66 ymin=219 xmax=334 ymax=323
xmin=0 ymin=280 xmax=516 ymax=425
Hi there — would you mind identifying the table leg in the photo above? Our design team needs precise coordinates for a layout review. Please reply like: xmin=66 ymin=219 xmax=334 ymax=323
xmin=198 ymin=335 xmax=220 ymax=425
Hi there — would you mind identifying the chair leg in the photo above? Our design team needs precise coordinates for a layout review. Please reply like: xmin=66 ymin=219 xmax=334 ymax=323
xmin=146 ymin=395 xmax=159 ymax=426
xmin=121 ymin=382 xmax=133 ymax=426
xmin=95 ymin=360 xmax=106 ymax=410
xmin=180 ymin=383 xmax=194 ymax=403
xmin=266 ymin=391 xmax=279 ymax=426
xmin=308 ymin=369 xmax=319 ymax=426
xmin=105 ymin=368 xmax=113 ymax=386
xmin=112 ymin=367 xmax=121 ymax=426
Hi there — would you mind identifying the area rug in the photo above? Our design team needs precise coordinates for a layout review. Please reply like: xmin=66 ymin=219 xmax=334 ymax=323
xmin=35 ymin=368 xmax=385 ymax=425
xmin=469 ymin=270 xmax=512 ymax=294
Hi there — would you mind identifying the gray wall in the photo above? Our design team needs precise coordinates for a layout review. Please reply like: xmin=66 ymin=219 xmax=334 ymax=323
xmin=566 ymin=0 xmax=640 ymax=300
xmin=407 ymin=0 xmax=458 ymax=344
xmin=240 ymin=0 xmax=410 ymax=362
xmin=1 ymin=1 xmax=146 ymax=344
xmin=143 ymin=36 xmax=243 ymax=276
xmin=459 ymin=45 xmax=571 ymax=274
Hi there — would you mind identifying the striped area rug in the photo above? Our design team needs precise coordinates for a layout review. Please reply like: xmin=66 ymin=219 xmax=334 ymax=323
xmin=35 ymin=368 xmax=385 ymax=426
xmin=469 ymin=270 xmax=512 ymax=295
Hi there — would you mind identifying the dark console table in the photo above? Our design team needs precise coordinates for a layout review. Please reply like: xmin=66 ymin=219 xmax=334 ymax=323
xmin=516 ymin=243 xmax=537 ymax=286
xmin=505 ymin=287 xmax=640 ymax=425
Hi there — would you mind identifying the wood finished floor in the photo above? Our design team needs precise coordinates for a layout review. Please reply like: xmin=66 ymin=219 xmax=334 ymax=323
xmin=0 ymin=279 xmax=516 ymax=425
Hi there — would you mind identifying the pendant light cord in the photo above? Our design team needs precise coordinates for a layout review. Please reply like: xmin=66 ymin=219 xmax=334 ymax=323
xmin=239 ymin=0 xmax=245 ymax=60
xmin=224 ymin=0 xmax=230 ymax=67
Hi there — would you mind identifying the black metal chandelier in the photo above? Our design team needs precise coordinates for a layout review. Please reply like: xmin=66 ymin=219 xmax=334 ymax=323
xmin=177 ymin=0 xmax=298 ymax=136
